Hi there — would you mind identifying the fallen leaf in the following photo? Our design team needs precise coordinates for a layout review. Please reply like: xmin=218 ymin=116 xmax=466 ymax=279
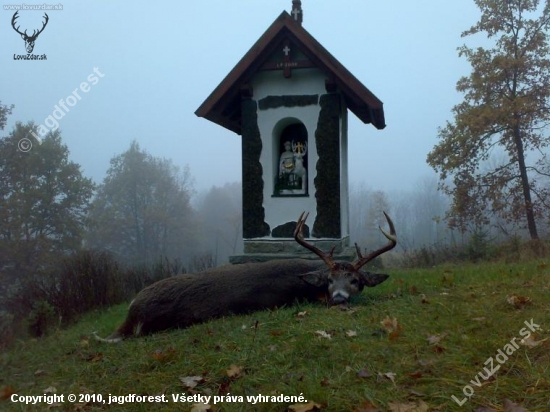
xmin=409 ymin=390 xmax=425 ymax=397
xmin=503 ymin=398 xmax=528 ymax=412
xmin=0 ymin=385 xmax=16 ymax=401
xmin=269 ymin=330 xmax=283 ymax=336
xmin=190 ymin=404 xmax=212 ymax=412
xmin=426 ymin=333 xmax=447 ymax=345
xmin=388 ymin=400 xmax=428 ymax=412
xmin=506 ymin=294 xmax=532 ymax=308
xmin=151 ymin=347 xmax=177 ymax=362
xmin=354 ymin=400 xmax=381 ymax=411
xmin=432 ymin=345 xmax=445 ymax=353
xmin=472 ymin=317 xmax=486 ymax=322
xmin=356 ymin=368 xmax=373 ymax=378
xmin=377 ymin=372 xmax=396 ymax=385
xmin=346 ymin=330 xmax=358 ymax=337
xmin=287 ymin=401 xmax=322 ymax=411
xmin=226 ymin=364 xmax=243 ymax=378
xmin=520 ymin=334 xmax=548 ymax=347
xmin=34 ymin=370 xmax=46 ymax=376
xmin=320 ymin=377 xmax=330 ymax=386
xmin=389 ymin=330 xmax=401 ymax=341
xmin=79 ymin=336 xmax=89 ymax=348
xmin=420 ymin=294 xmax=429 ymax=304
xmin=315 ymin=330 xmax=332 ymax=339
xmin=380 ymin=316 xmax=402 ymax=334
xmin=44 ymin=386 xmax=57 ymax=393
xmin=179 ymin=376 xmax=204 ymax=389
xmin=409 ymin=372 xmax=423 ymax=379
xmin=297 ymin=311 xmax=309 ymax=317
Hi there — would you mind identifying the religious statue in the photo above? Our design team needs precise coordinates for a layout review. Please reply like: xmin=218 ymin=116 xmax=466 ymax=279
xmin=275 ymin=140 xmax=307 ymax=195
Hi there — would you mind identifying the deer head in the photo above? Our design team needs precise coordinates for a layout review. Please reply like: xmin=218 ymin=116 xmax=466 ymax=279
xmin=12 ymin=11 xmax=49 ymax=53
xmin=294 ymin=211 xmax=396 ymax=304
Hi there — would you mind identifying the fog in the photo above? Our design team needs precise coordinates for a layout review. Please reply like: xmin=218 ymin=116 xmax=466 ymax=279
xmin=1 ymin=0 xmax=480 ymax=192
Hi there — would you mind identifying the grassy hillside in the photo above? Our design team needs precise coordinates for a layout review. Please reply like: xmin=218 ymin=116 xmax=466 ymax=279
xmin=1 ymin=260 xmax=549 ymax=411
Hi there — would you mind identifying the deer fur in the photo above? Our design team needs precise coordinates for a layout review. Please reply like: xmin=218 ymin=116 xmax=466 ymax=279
xmin=94 ymin=211 xmax=396 ymax=343
xmin=93 ymin=258 xmax=389 ymax=343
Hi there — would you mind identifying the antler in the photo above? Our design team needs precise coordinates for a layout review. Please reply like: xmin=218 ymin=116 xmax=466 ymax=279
xmin=30 ymin=13 xmax=49 ymax=39
xmin=11 ymin=11 xmax=25 ymax=36
xmin=11 ymin=11 xmax=48 ymax=39
xmin=294 ymin=212 xmax=335 ymax=269
xmin=352 ymin=212 xmax=397 ymax=271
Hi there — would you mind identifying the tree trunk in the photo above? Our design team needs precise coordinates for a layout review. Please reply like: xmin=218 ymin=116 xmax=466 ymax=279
xmin=513 ymin=127 xmax=539 ymax=239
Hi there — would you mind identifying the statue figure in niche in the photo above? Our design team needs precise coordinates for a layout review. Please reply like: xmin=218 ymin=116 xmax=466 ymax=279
xmin=276 ymin=140 xmax=307 ymax=195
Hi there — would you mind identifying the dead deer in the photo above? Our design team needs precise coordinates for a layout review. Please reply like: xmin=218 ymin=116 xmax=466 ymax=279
xmin=93 ymin=212 xmax=396 ymax=342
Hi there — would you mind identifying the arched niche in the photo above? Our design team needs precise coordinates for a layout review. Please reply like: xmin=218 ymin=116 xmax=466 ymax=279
xmin=272 ymin=118 xmax=308 ymax=196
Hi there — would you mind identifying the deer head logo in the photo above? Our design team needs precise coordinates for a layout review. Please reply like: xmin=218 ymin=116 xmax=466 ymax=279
xmin=11 ymin=11 xmax=49 ymax=53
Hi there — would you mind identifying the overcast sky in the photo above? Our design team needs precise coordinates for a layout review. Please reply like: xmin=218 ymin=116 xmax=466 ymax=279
xmin=1 ymin=0 xmax=482 ymax=192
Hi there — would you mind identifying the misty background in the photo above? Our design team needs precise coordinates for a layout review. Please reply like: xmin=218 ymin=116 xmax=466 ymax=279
xmin=1 ymin=0 xmax=521 ymax=266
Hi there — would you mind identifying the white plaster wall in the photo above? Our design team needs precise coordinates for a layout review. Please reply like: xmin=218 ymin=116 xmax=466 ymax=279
xmin=250 ymin=68 xmax=350 ymax=240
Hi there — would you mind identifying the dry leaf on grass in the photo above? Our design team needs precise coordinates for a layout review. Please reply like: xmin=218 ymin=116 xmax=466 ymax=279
xmin=354 ymin=400 xmax=381 ymax=411
xmin=287 ymin=401 xmax=322 ymax=411
xmin=226 ymin=364 xmax=243 ymax=378
xmin=44 ymin=386 xmax=57 ymax=393
xmin=346 ymin=330 xmax=358 ymax=337
xmin=381 ymin=316 xmax=403 ymax=340
xmin=381 ymin=316 xmax=401 ymax=332
xmin=179 ymin=375 xmax=204 ymax=389
xmin=190 ymin=403 xmax=212 ymax=412
xmin=315 ymin=330 xmax=332 ymax=339
xmin=151 ymin=346 xmax=176 ymax=362
xmin=0 ymin=385 xmax=16 ymax=401
xmin=503 ymin=398 xmax=528 ymax=412
xmin=388 ymin=400 xmax=428 ymax=412
xmin=426 ymin=333 xmax=447 ymax=345
xmin=377 ymin=372 xmax=396 ymax=385
xmin=506 ymin=294 xmax=532 ymax=308
xmin=520 ymin=334 xmax=548 ymax=347
xmin=356 ymin=368 xmax=373 ymax=378
xmin=296 ymin=311 xmax=309 ymax=317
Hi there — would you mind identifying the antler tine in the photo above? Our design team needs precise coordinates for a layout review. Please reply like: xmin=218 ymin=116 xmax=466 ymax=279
xmin=293 ymin=211 xmax=335 ymax=269
xmin=352 ymin=211 xmax=397 ymax=271
xmin=354 ymin=243 xmax=363 ymax=259
xmin=11 ymin=11 xmax=25 ymax=36
xmin=36 ymin=13 xmax=49 ymax=36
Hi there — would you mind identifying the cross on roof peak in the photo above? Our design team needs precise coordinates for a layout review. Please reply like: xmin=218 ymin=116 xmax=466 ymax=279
xmin=291 ymin=0 xmax=303 ymax=25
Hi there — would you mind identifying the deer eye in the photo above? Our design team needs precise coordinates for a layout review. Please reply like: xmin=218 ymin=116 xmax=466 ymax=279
xmin=350 ymin=278 xmax=359 ymax=285
xmin=328 ymin=278 xmax=334 ymax=285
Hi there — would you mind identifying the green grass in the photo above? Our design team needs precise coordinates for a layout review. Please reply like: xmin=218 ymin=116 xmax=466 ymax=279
xmin=2 ymin=260 xmax=550 ymax=411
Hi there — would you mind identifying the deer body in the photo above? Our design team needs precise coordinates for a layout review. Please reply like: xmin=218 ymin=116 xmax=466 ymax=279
xmin=96 ymin=260 xmax=322 ymax=342
xmin=94 ymin=212 xmax=396 ymax=343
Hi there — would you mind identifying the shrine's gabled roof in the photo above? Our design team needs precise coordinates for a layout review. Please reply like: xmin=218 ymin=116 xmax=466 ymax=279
xmin=195 ymin=11 xmax=385 ymax=135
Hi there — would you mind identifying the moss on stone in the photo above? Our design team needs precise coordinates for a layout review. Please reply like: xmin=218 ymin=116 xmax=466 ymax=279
xmin=241 ymin=98 xmax=270 ymax=238
xmin=313 ymin=93 xmax=341 ymax=238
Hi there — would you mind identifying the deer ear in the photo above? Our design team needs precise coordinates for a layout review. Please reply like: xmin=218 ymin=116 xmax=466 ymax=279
xmin=299 ymin=270 xmax=328 ymax=287
xmin=359 ymin=271 xmax=389 ymax=287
